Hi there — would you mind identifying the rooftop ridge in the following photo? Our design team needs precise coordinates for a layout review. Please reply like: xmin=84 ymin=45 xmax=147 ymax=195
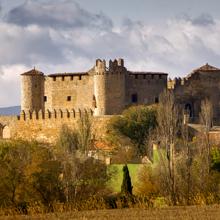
xmin=192 ymin=63 xmax=220 ymax=72
xmin=48 ymin=72 xmax=88 ymax=77
xmin=183 ymin=63 xmax=220 ymax=80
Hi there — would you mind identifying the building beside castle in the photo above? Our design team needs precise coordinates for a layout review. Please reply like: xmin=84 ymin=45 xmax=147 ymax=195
xmin=168 ymin=63 xmax=220 ymax=123
xmin=1 ymin=59 xmax=220 ymax=144
xmin=21 ymin=58 xmax=167 ymax=116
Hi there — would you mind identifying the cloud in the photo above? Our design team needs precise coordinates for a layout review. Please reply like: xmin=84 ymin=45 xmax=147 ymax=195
xmin=176 ymin=13 xmax=215 ymax=26
xmin=192 ymin=13 xmax=215 ymax=26
xmin=0 ymin=23 xmax=65 ymax=66
xmin=0 ymin=1 xmax=220 ymax=107
xmin=5 ymin=0 xmax=113 ymax=30
xmin=0 ymin=64 xmax=25 ymax=107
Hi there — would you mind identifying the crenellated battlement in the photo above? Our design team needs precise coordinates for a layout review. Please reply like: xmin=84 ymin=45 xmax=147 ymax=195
xmin=18 ymin=108 xmax=93 ymax=121
xmin=95 ymin=58 xmax=125 ymax=75
xmin=168 ymin=77 xmax=186 ymax=89
xmin=47 ymin=73 xmax=88 ymax=82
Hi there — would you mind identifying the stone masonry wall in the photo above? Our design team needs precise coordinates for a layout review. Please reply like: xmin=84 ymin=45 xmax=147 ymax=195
xmin=173 ymin=70 xmax=220 ymax=122
xmin=44 ymin=74 xmax=94 ymax=111
xmin=0 ymin=112 xmax=112 ymax=144
xmin=125 ymin=73 xmax=167 ymax=106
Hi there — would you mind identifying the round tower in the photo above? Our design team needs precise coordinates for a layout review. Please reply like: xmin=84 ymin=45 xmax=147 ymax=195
xmin=21 ymin=68 xmax=45 ymax=112
xmin=94 ymin=59 xmax=107 ymax=116
xmin=93 ymin=58 xmax=126 ymax=116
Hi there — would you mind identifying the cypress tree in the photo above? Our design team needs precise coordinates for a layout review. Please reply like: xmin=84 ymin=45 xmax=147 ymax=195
xmin=121 ymin=164 xmax=133 ymax=196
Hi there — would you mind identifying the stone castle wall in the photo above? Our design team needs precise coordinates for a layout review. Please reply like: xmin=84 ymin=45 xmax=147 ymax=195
xmin=44 ymin=73 xmax=94 ymax=111
xmin=125 ymin=72 xmax=167 ymax=106
xmin=171 ymin=67 xmax=220 ymax=123
xmin=0 ymin=110 xmax=112 ymax=143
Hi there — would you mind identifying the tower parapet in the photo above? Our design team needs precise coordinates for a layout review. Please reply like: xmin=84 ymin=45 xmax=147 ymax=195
xmin=93 ymin=58 xmax=126 ymax=115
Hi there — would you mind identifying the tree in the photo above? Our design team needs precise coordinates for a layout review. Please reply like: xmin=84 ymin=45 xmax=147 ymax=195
xmin=0 ymin=141 xmax=31 ymax=207
xmin=156 ymin=89 xmax=180 ymax=205
xmin=77 ymin=111 xmax=93 ymax=154
xmin=121 ymin=165 xmax=133 ymax=196
xmin=109 ymin=105 xmax=157 ymax=156
xmin=30 ymin=160 xmax=64 ymax=210
xmin=136 ymin=165 xmax=159 ymax=198
xmin=56 ymin=125 xmax=78 ymax=153
xmin=211 ymin=147 xmax=220 ymax=172
xmin=199 ymin=98 xmax=213 ymax=171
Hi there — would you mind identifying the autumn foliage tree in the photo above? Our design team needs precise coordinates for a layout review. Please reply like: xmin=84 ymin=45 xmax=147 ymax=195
xmin=109 ymin=105 xmax=157 ymax=157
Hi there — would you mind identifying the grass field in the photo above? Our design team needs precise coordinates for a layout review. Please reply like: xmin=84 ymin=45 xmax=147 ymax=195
xmin=108 ymin=164 xmax=143 ymax=193
xmin=1 ymin=206 xmax=220 ymax=220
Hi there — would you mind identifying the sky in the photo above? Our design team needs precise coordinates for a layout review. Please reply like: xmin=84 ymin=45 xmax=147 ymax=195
xmin=0 ymin=0 xmax=220 ymax=107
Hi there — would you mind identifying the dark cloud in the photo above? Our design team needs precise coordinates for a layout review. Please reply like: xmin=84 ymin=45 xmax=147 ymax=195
xmin=191 ymin=13 xmax=215 ymax=26
xmin=0 ymin=24 xmax=65 ymax=66
xmin=5 ymin=0 xmax=113 ymax=30
xmin=176 ymin=13 xmax=215 ymax=26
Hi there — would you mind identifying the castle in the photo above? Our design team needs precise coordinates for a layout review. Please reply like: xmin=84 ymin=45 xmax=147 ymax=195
xmin=1 ymin=58 xmax=220 ymax=143
xmin=21 ymin=58 xmax=167 ymax=116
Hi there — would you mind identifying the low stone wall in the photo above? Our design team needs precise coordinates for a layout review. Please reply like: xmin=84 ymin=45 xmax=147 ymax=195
xmin=0 ymin=114 xmax=113 ymax=144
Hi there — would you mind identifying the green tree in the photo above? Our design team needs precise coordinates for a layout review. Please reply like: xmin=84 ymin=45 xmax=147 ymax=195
xmin=211 ymin=147 xmax=220 ymax=172
xmin=109 ymin=105 xmax=157 ymax=156
xmin=121 ymin=165 xmax=133 ymax=196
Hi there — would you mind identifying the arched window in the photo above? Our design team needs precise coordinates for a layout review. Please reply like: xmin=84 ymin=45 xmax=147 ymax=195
xmin=92 ymin=95 xmax=97 ymax=108
xmin=185 ymin=103 xmax=193 ymax=117
xmin=2 ymin=126 xmax=10 ymax=139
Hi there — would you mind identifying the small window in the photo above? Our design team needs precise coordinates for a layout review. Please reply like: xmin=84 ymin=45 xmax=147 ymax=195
xmin=62 ymin=76 xmax=65 ymax=81
xmin=71 ymin=76 xmax=74 ymax=81
xmin=44 ymin=96 xmax=47 ymax=102
xmin=131 ymin=93 xmax=138 ymax=103
xmin=79 ymin=75 xmax=82 ymax=80
xmin=155 ymin=97 xmax=159 ymax=103
xmin=92 ymin=95 xmax=97 ymax=108
xmin=67 ymin=96 xmax=71 ymax=101
xmin=159 ymin=74 xmax=162 ymax=79
xmin=143 ymin=75 xmax=146 ymax=79
xmin=135 ymin=75 xmax=138 ymax=79
xmin=53 ymin=77 xmax=56 ymax=81
xmin=151 ymin=75 xmax=154 ymax=79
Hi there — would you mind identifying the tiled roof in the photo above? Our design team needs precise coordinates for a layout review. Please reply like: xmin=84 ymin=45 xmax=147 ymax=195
xmin=192 ymin=63 xmax=220 ymax=73
xmin=93 ymin=140 xmax=114 ymax=152
xmin=21 ymin=68 xmax=44 ymax=76
xmin=185 ymin=63 xmax=220 ymax=79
